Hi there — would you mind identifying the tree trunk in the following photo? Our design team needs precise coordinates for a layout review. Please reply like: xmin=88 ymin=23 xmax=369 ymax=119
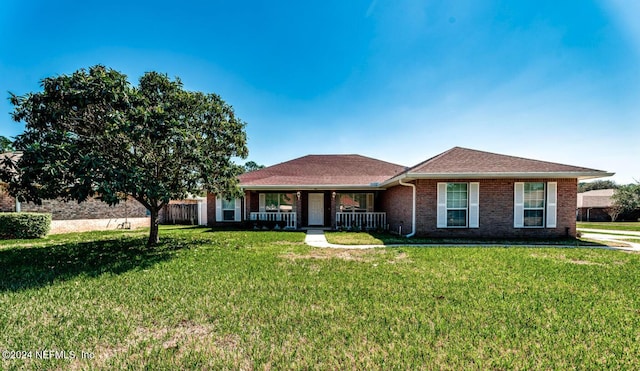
xmin=147 ymin=207 xmax=160 ymax=247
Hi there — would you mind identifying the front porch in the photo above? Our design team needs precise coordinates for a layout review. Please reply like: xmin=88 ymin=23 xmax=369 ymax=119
xmin=244 ymin=190 xmax=387 ymax=231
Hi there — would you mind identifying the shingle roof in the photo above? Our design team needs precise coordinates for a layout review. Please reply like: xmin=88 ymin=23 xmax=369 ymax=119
xmin=402 ymin=147 xmax=610 ymax=178
xmin=577 ymin=189 xmax=615 ymax=208
xmin=239 ymin=154 xmax=407 ymax=188
xmin=238 ymin=147 xmax=612 ymax=189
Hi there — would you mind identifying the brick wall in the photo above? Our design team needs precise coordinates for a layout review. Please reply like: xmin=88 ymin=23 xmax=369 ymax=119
xmin=206 ymin=192 xmax=217 ymax=226
xmin=19 ymin=196 xmax=147 ymax=220
xmin=0 ymin=185 xmax=16 ymax=212
xmin=380 ymin=184 xmax=414 ymax=235
xmin=384 ymin=178 xmax=577 ymax=239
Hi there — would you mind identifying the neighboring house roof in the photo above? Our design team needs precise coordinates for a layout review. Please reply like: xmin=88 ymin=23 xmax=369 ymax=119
xmin=384 ymin=147 xmax=612 ymax=184
xmin=238 ymin=154 xmax=407 ymax=190
xmin=577 ymin=189 xmax=615 ymax=208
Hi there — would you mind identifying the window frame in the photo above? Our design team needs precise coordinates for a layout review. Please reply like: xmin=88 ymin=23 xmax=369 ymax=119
xmin=261 ymin=193 xmax=297 ymax=213
xmin=221 ymin=198 xmax=236 ymax=221
xmin=336 ymin=192 xmax=374 ymax=213
xmin=445 ymin=183 xmax=468 ymax=228
xmin=523 ymin=182 xmax=545 ymax=228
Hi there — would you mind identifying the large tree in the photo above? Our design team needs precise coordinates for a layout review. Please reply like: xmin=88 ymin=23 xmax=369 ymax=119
xmin=2 ymin=65 xmax=247 ymax=245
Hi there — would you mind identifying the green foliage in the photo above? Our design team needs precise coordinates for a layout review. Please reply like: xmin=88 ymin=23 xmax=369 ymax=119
xmin=0 ymin=227 xmax=639 ymax=368
xmin=611 ymin=183 xmax=640 ymax=214
xmin=0 ymin=135 xmax=13 ymax=152
xmin=4 ymin=65 xmax=248 ymax=245
xmin=0 ymin=212 xmax=51 ymax=239
xmin=577 ymin=179 xmax=619 ymax=193
xmin=243 ymin=160 xmax=265 ymax=173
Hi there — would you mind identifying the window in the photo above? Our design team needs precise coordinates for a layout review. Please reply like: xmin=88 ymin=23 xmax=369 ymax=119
xmin=523 ymin=182 xmax=545 ymax=227
xmin=514 ymin=182 xmax=557 ymax=228
xmin=337 ymin=193 xmax=374 ymax=212
xmin=216 ymin=197 xmax=241 ymax=222
xmin=222 ymin=198 xmax=236 ymax=221
xmin=260 ymin=193 xmax=296 ymax=213
xmin=437 ymin=182 xmax=479 ymax=228
xmin=447 ymin=183 xmax=468 ymax=227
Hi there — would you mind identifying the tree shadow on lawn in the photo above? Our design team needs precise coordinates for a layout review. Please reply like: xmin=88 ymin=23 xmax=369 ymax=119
xmin=0 ymin=236 xmax=190 ymax=293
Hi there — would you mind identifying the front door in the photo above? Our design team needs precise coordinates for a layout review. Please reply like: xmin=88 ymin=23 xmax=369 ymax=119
xmin=308 ymin=193 xmax=324 ymax=226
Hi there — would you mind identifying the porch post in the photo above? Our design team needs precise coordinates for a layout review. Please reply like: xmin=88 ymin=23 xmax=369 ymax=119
xmin=296 ymin=191 xmax=302 ymax=229
xmin=330 ymin=191 xmax=337 ymax=229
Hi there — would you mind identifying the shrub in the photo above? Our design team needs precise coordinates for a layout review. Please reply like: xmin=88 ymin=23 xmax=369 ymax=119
xmin=0 ymin=212 xmax=51 ymax=239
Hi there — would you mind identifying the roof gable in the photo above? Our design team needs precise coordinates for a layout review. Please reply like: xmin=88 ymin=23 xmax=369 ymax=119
xmin=239 ymin=154 xmax=407 ymax=188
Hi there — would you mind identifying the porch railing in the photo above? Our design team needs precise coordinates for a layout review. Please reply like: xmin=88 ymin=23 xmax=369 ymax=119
xmin=336 ymin=212 xmax=386 ymax=230
xmin=250 ymin=212 xmax=297 ymax=229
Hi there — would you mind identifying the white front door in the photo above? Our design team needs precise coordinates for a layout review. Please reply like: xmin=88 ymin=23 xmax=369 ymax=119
xmin=308 ymin=193 xmax=324 ymax=226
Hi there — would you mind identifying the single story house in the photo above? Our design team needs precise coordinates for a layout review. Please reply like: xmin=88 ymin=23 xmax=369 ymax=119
xmin=1 ymin=152 xmax=149 ymax=234
xmin=576 ymin=189 xmax=616 ymax=222
xmin=207 ymin=147 xmax=612 ymax=238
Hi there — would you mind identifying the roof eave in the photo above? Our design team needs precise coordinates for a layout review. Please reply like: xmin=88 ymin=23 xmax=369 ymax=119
xmin=238 ymin=184 xmax=387 ymax=191
xmin=382 ymin=171 xmax=615 ymax=186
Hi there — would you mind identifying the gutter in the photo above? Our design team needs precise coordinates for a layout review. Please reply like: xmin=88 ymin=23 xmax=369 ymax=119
xmin=398 ymin=179 xmax=416 ymax=238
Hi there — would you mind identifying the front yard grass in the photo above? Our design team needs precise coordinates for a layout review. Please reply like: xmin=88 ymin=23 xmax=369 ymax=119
xmin=325 ymin=231 xmax=599 ymax=247
xmin=1 ymin=226 xmax=639 ymax=369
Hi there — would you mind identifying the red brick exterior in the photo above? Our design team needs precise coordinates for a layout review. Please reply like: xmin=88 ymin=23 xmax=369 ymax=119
xmin=18 ymin=196 xmax=147 ymax=220
xmin=383 ymin=178 xmax=577 ymax=238
xmin=0 ymin=185 xmax=16 ymax=212
xmin=206 ymin=192 xmax=217 ymax=226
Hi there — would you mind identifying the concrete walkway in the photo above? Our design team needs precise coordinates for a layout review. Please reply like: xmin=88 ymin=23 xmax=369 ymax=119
xmin=578 ymin=228 xmax=640 ymax=251
xmin=304 ymin=229 xmax=384 ymax=249
xmin=305 ymin=229 xmax=640 ymax=251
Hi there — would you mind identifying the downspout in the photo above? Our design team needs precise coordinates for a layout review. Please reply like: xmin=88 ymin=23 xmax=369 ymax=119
xmin=398 ymin=179 xmax=416 ymax=238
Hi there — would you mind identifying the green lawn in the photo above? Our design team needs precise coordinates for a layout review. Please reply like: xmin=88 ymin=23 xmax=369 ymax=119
xmin=578 ymin=221 xmax=640 ymax=232
xmin=1 ymin=227 xmax=639 ymax=369
xmin=325 ymin=231 xmax=598 ymax=247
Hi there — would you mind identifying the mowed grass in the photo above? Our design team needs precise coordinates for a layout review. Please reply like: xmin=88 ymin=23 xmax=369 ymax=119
xmin=325 ymin=231 xmax=597 ymax=247
xmin=578 ymin=221 xmax=640 ymax=232
xmin=1 ymin=227 xmax=639 ymax=369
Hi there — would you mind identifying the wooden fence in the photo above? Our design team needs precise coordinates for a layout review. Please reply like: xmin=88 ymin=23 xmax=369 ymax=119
xmin=161 ymin=204 xmax=199 ymax=225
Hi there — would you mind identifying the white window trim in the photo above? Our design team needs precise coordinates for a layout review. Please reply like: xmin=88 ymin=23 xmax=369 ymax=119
xmin=514 ymin=182 xmax=557 ymax=229
xmin=437 ymin=182 xmax=479 ymax=228
xmin=216 ymin=197 xmax=241 ymax=222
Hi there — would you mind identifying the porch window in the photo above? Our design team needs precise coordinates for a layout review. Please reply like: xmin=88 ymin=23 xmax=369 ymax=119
xmin=336 ymin=193 xmax=374 ymax=212
xmin=260 ymin=193 xmax=296 ymax=213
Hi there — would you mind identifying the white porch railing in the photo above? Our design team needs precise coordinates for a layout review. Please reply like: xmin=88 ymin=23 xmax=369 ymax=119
xmin=336 ymin=212 xmax=386 ymax=230
xmin=250 ymin=212 xmax=297 ymax=229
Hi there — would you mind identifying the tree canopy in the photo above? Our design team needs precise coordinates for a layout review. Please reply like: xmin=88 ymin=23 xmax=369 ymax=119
xmin=2 ymin=65 xmax=248 ymax=245
xmin=243 ymin=161 xmax=265 ymax=173
xmin=611 ymin=183 xmax=640 ymax=218
xmin=0 ymin=135 xmax=13 ymax=152
xmin=577 ymin=180 xmax=619 ymax=193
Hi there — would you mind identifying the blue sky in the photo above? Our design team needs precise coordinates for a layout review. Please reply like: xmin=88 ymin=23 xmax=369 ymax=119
xmin=1 ymin=0 xmax=638 ymax=183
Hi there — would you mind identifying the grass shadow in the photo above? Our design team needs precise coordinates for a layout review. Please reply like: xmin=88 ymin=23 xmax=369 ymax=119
xmin=0 ymin=235 xmax=190 ymax=293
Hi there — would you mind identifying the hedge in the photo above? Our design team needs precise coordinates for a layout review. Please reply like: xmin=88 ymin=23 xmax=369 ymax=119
xmin=0 ymin=213 xmax=51 ymax=239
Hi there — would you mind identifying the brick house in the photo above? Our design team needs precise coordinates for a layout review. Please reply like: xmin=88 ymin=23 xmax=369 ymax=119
xmin=208 ymin=147 xmax=612 ymax=238
xmin=576 ymin=189 xmax=615 ymax=222
xmin=1 ymin=152 xmax=149 ymax=233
